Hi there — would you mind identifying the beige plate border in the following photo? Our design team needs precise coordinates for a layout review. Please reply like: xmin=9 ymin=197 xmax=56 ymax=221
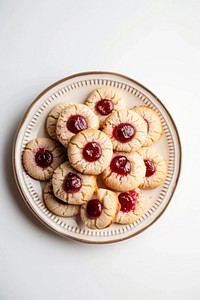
xmin=12 ymin=71 xmax=182 ymax=244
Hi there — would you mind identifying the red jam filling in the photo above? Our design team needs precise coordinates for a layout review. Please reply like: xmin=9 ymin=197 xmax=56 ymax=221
xmin=95 ymin=99 xmax=113 ymax=116
xmin=144 ymin=160 xmax=155 ymax=177
xmin=83 ymin=142 xmax=102 ymax=162
xmin=35 ymin=148 xmax=53 ymax=168
xmin=110 ymin=156 xmax=131 ymax=176
xmin=86 ymin=199 xmax=103 ymax=219
xmin=113 ymin=123 xmax=135 ymax=143
xmin=118 ymin=190 xmax=139 ymax=213
xmin=66 ymin=115 xmax=88 ymax=134
xmin=64 ymin=172 xmax=82 ymax=193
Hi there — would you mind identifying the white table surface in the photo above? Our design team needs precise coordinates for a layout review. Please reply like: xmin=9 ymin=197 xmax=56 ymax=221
xmin=0 ymin=1 xmax=199 ymax=299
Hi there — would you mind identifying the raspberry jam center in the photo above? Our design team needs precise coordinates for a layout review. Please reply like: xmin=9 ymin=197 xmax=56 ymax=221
xmin=118 ymin=190 xmax=139 ymax=213
xmin=83 ymin=142 xmax=102 ymax=162
xmin=86 ymin=199 xmax=103 ymax=219
xmin=66 ymin=115 xmax=88 ymax=134
xmin=64 ymin=172 xmax=82 ymax=193
xmin=95 ymin=99 xmax=113 ymax=116
xmin=35 ymin=148 xmax=53 ymax=168
xmin=113 ymin=123 xmax=135 ymax=143
xmin=110 ymin=156 xmax=131 ymax=176
xmin=144 ymin=160 xmax=155 ymax=177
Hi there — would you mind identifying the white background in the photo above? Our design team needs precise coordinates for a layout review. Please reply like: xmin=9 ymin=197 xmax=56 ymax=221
xmin=0 ymin=1 xmax=199 ymax=299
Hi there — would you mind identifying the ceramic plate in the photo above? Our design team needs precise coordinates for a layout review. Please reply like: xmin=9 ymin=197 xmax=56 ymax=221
xmin=13 ymin=72 xmax=181 ymax=243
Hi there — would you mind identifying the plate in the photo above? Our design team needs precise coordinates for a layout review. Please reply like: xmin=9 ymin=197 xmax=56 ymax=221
xmin=13 ymin=71 xmax=181 ymax=243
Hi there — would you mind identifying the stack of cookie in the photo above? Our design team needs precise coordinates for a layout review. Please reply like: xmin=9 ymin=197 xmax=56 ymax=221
xmin=22 ymin=88 xmax=167 ymax=229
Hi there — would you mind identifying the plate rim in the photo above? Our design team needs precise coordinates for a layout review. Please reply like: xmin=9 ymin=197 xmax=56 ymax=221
xmin=12 ymin=71 xmax=182 ymax=244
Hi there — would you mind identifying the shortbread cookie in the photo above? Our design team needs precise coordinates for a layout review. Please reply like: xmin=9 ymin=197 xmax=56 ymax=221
xmin=80 ymin=188 xmax=120 ymax=229
xmin=22 ymin=137 xmax=66 ymax=180
xmin=56 ymin=103 xmax=99 ymax=148
xmin=102 ymin=110 xmax=147 ymax=152
xmin=132 ymin=106 xmax=163 ymax=146
xmin=102 ymin=151 xmax=146 ymax=192
xmin=115 ymin=188 xmax=146 ymax=224
xmin=43 ymin=180 xmax=80 ymax=217
xmin=46 ymin=102 xmax=70 ymax=140
xmin=52 ymin=161 xmax=97 ymax=205
xmin=85 ymin=88 xmax=126 ymax=126
xmin=68 ymin=129 xmax=113 ymax=175
xmin=137 ymin=147 xmax=167 ymax=189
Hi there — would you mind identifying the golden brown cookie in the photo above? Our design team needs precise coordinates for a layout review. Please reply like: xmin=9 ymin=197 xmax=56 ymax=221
xmin=115 ymin=188 xmax=146 ymax=224
xmin=137 ymin=147 xmax=167 ymax=189
xmin=43 ymin=180 xmax=80 ymax=217
xmin=101 ymin=151 xmax=146 ymax=192
xmin=85 ymin=88 xmax=126 ymax=126
xmin=132 ymin=106 xmax=163 ymax=146
xmin=56 ymin=103 xmax=99 ymax=148
xmin=22 ymin=137 xmax=66 ymax=180
xmin=80 ymin=188 xmax=120 ymax=229
xmin=102 ymin=109 xmax=147 ymax=152
xmin=52 ymin=161 xmax=97 ymax=205
xmin=68 ymin=129 xmax=113 ymax=175
xmin=46 ymin=102 xmax=70 ymax=140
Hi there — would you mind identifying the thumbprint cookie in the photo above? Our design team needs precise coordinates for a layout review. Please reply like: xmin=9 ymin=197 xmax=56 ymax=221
xmin=68 ymin=129 xmax=113 ymax=175
xmin=46 ymin=102 xmax=70 ymax=140
xmin=80 ymin=188 xmax=120 ymax=229
xmin=85 ymin=88 xmax=126 ymax=126
xmin=43 ymin=180 xmax=80 ymax=217
xmin=102 ymin=109 xmax=147 ymax=152
xmin=22 ymin=137 xmax=66 ymax=180
xmin=56 ymin=103 xmax=99 ymax=148
xmin=132 ymin=106 xmax=163 ymax=146
xmin=52 ymin=161 xmax=97 ymax=205
xmin=101 ymin=151 xmax=146 ymax=192
xmin=137 ymin=147 xmax=167 ymax=189
xmin=115 ymin=188 xmax=146 ymax=224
